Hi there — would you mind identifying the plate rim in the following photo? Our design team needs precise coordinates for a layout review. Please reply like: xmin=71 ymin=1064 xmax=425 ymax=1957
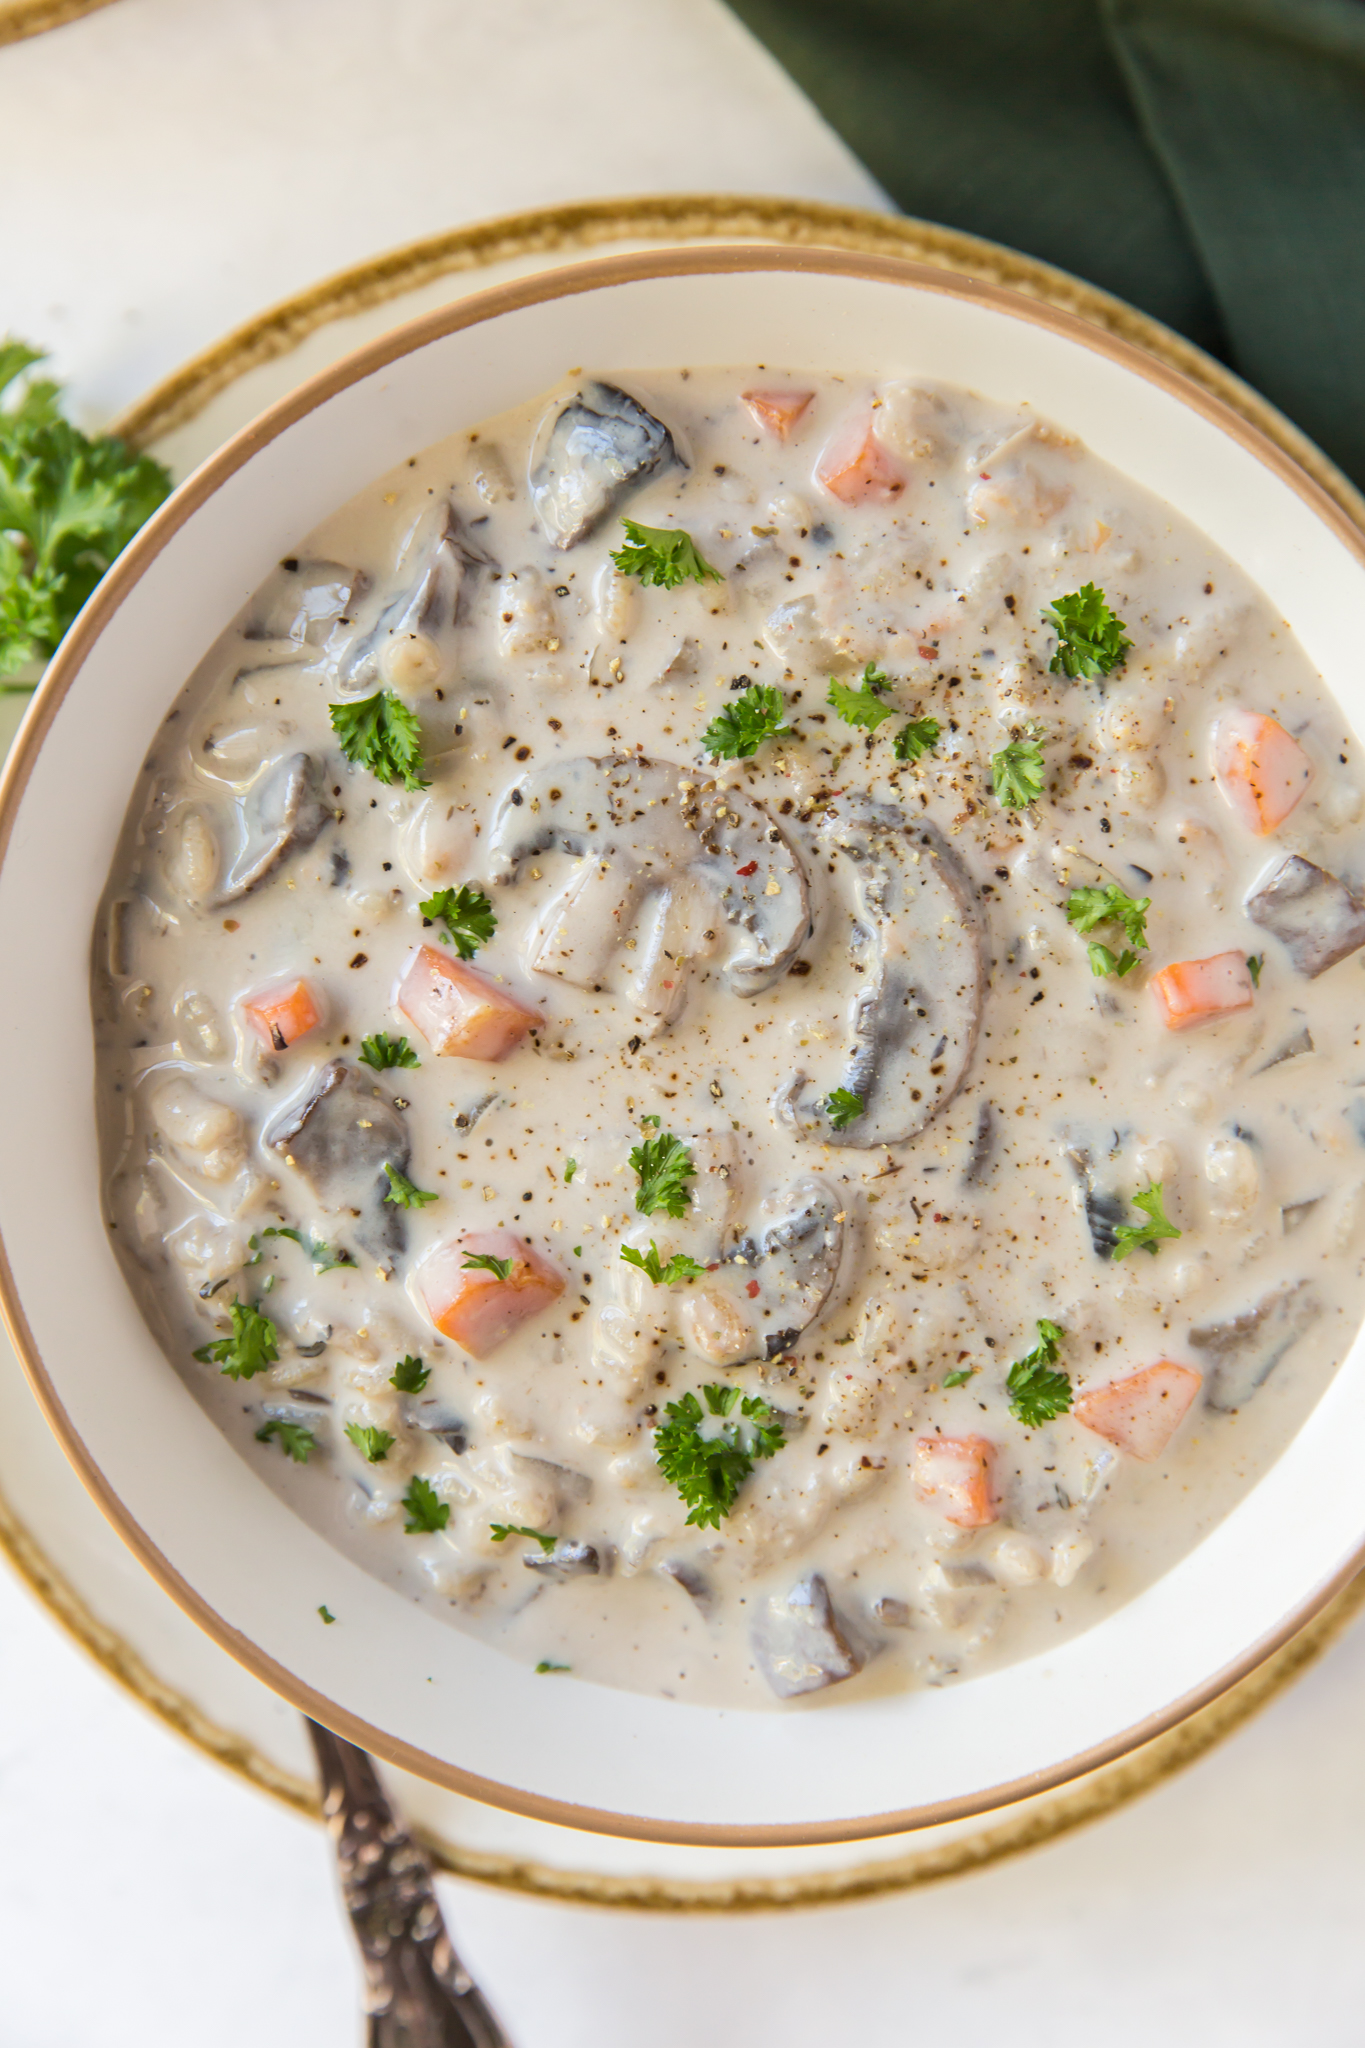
xmin=5 ymin=225 xmax=1365 ymax=1855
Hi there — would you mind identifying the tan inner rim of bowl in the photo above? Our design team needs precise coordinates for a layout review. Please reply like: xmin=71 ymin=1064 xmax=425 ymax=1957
xmin=0 ymin=0 xmax=119 ymax=46
xmin=3 ymin=199 xmax=1364 ymax=1900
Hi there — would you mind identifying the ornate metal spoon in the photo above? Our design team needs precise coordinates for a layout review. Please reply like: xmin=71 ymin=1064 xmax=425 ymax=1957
xmin=306 ymin=1719 xmax=512 ymax=2047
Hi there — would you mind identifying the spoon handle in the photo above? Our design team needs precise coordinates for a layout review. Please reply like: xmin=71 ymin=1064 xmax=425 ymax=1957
xmin=306 ymin=1718 xmax=512 ymax=2048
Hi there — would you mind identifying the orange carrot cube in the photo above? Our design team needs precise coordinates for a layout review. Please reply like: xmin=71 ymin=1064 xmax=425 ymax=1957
xmin=397 ymin=944 xmax=539 ymax=1060
xmin=418 ymin=1229 xmax=565 ymax=1358
xmin=1213 ymin=709 xmax=1312 ymax=834
xmin=243 ymin=977 xmax=322 ymax=1051
xmin=1150 ymin=950 xmax=1255 ymax=1030
xmin=741 ymin=388 xmax=814 ymax=440
xmin=1074 ymin=1360 xmax=1201 ymax=1462
xmin=814 ymin=406 xmax=905 ymax=505
xmin=912 ymin=1435 xmax=998 ymax=1528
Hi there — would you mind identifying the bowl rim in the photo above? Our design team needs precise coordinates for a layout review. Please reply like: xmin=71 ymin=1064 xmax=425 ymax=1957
xmin=5 ymin=241 xmax=1365 ymax=1846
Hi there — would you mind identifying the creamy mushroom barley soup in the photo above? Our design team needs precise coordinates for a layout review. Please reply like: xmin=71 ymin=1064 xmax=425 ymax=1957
xmin=95 ymin=370 xmax=1365 ymax=1706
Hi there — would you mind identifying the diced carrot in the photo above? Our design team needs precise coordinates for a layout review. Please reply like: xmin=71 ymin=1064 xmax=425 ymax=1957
xmin=418 ymin=1229 xmax=565 ymax=1359
xmin=741 ymin=388 xmax=814 ymax=440
xmin=396 ymin=944 xmax=539 ymax=1060
xmin=912 ymin=1435 xmax=998 ymax=1528
xmin=1150 ymin=950 xmax=1254 ymax=1031
xmin=1212 ymin=709 xmax=1312 ymax=834
xmin=815 ymin=406 xmax=905 ymax=505
xmin=1074 ymin=1360 xmax=1201 ymax=1462
xmin=243 ymin=977 xmax=322 ymax=1051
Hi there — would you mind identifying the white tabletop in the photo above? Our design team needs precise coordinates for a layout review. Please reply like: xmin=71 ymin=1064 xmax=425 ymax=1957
xmin=2 ymin=3 xmax=1363 ymax=2042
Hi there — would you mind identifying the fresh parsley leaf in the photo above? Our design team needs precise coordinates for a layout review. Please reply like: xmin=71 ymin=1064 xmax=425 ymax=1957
xmin=700 ymin=681 xmax=792 ymax=761
xmin=1066 ymin=884 xmax=1150 ymax=950
xmin=535 ymin=1660 xmax=571 ymax=1673
xmin=318 ymin=1605 xmax=336 ymax=1624
xmin=893 ymin=716 xmax=941 ymax=763
xmin=489 ymin=1522 xmax=557 ymax=1553
xmin=828 ymin=661 xmax=897 ymax=731
xmin=0 ymin=341 xmax=172 ymax=684
xmin=358 ymin=1031 xmax=420 ymax=1072
xmin=825 ymin=1088 xmax=864 ymax=1130
xmin=640 ymin=1113 xmax=660 ymax=1129
xmin=630 ymin=1130 xmax=695 ymax=1219
xmin=461 ymin=1251 xmax=515 ymax=1281
xmin=401 ymin=1476 xmax=450 ymax=1534
xmin=1247 ymin=953 xmax=1264 ymax=988
xmin=260 ymin=1225 xmax=353 ymax=1272
xmin=654 ymin=1384 xmax=785 ymax=1530
xmin=1087 ymin=942 xmax=1141 ymax=979
xmin=564 ymin=1158 xmax=578 ymax=1183
xmin=941 ymin=1366 xmax=977 ymax=1389
xmin=1111 ymin=1183 xmax=1182 ymax=1261
xmin=1043 ymin=583 xmax=1132 ymax=680
xmin=193 ymin=1300 xmax=278 ymax=1380
xmin=344 ymin=1422 xmax=395 ymax=1463
xmin=419 ymin=883 xmax=496 ymax=960
xmin=1006 ymin=1319 xmax=1072 ymax=1427
xmin=390 ymin=1354 xmax=430 ymax=1393
xmin=611 ymin=517 xmax=723 ymax=589
xmin=329 ymin=688 xmax=428 ymax=791
xmin=383 ymin=1162 xmax=437 ymax=1209
xmin=254 ymin=1417 xmax=316 ymax=1462
xmin=620 ymin=1241 xmax=706 ymax=1286
xmin=572 ymin=1245 xmax=583 ymax=1259
xmin=992 ymin=735 xmax=1046 ymax=809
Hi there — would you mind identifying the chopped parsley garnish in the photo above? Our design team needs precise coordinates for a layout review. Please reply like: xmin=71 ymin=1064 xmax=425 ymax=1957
xmin=825 ymin=1087 xmax=864 ymax=1130
xmin=620 ymin=1241 xmax=706 ymax=1286
xmin=941 ymin=1365 xmax=977 ymax=1389
xmin=489 ymin=1522 xmax=557 ymax=1553
xmin=318 ymin=1605 xmax=336 ymax=1624
xmin=630 ymin=1130 xmax=695 ymax=1219
xmin=419 ymin=883 xmax=497 ymax=960
xmin=700 ymin=681 xmax=792 ymax=761
xmin=254 ymin=1417 xmax=316 ymax=1462
xmin=461 ymin=1251 xmax=516 ymax=1281
xmin=344 ymin=1422 xmax=395 ymax=1464
xmin=1043 ymin=583 xmax=1132 ymax=680
xmin=654 ymin=1384 xmax=785 ymax=1530
xmin=390 ymin=1354 xmax=430 ymax=1393
xmin=893 ymin=716 xmax=941 ymax=763
xmin=1006 ymin=1320 xmax=1072 ymax=1428
xmin=640 ymin=1113 xmax=660 ymax=1128
xmin=564 ymin=1158 xmax=578 ymax=1183
xmin=358 ymin=1031 xmax=420 ymax=1072
xmin=535 ymin=1660 xmax=570 ymax=1674
xmin=329 ymin=688 xmax=428 ymax=790
xmin=260 ymin=1225 xmax=353 ymax=1272
xmin=1066 ymin=884 xmax=1150 ymax=949
xmin=383 ymin=1162 xmax=437 ymax=1208
xmin=611 ymin=517 xmax=723 ymax=589
xmin=1088 ymin=942 xmax=1141 ymax=979
xmin=572 ymin=1245 xmax=583 ymax=1259
xmin=0 ymin=339 xmax=173 ymax=685
xmin=1111 ymin=1182 xmax=1182 ymax=1261
xmin=193 ymin=1300 xmax=278 ymax=1380
xmin=401 ymin=1476 xmax=450 ymax=1534
xmin=828 ymin=661 xmax=896 ymax=731
xmin=992 ymin=734 xmax=1046 ymax=809
xmin=1247 ymin=953 xmax=1264 ymax=988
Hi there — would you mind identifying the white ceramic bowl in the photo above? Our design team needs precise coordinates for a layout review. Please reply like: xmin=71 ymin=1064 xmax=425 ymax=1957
xmin=4 ymin=248 xmax=1365 ymax=1847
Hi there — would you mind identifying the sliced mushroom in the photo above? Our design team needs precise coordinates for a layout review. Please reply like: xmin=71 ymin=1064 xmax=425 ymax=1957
xmin=246 ymin=559 xmax=365 ymax=647
xmin=341 ymin=504 xmax=494 ymax=691
xmin=530 ymin=382 xmax=678 ymax=549
xmin=751 ymin=1573 xmax=864 ymax=1699
xmin=680 ymin=1175 xmax=843 ymax=1365
xmin=486 ymin=756 xmax=810 ymax=1017
xmin=1064 ymin=1142 xmax=1128 ymax=1259
xmin=523 ymin=1540 xmax=601 ymax=1581
xmin=263 ymin=1060 xmax=410 ymax=1263
xmin=1245 ymin=854 xmax=1365 ymax=978
xmin=1190 ymin=1278 xmax=1322 ymax=1410
xmin=213 ymin=752 xmax=329 ymax=906
xmin=963 ymin=1100 xmax=995 ymax=1184
xmin=1255 ymin=1023 xmax=1314 ymax=1073
xmin=779 ymin=801 xmax=986 ymax=1149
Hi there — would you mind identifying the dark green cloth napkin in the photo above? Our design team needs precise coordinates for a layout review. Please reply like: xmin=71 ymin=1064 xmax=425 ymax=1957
xmin=725 ymin=0 xmax=1365 ymax=486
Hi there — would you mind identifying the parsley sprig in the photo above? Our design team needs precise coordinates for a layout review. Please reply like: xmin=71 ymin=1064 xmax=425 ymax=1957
xmin=630 ymin=1130 xmax=695 ymax=1219
xmin=345 ymin=1422 xmax=395 ymax=1464
xmin=383 ymin=1162 xmax=437 ymax=1209
xmin=825 ymin=1088 xmax=864 ymax=1130
xmin=359 ymin=1031 xmax=420 ymax=1072
xmin=611 ymin=518 xmax=722 ymax=589
xmin=992 ymin=733 xmax=1046 ymax=809
xmin=419 ymin=883 xmax=496 ymax=960
xmin=828 ymin=660 xmax=895 ymax=731
xmin=255 ymin=1418 xmax=315 ymax=1462
xmin=620 ymin=1241 xmax=705 ymax=1286
xmin=1043 ymin=583 xmax=1132 ymax=680
xmin=654 ymin=1384 xmax=785 ymax=1530
xmin=1111 ymin=1183 xmax=1181 ymax=1261
xmin=490 ymin=1522 xmax=557 ymax=1553
xmin=401 ymin=1476 xmax=450 ymax=1534
xmin=1067 ymin=883 xmax=1150 ymax=979
xmin=260 ymin=1225 xmax=353 ymax=1272
xmin=1006 ymin=1319 xmax=1072 ymax=1428
xmin=390 ymin=1354 xmax=430 ymax=1393
xmin=462 ymin=1251 xmax=516 ymax=1281
xmin=701 ymin=681 xmax=792 ymax=761
xmin=193 ymin=1301 xmax=278 ymax=1380
xmin=893 ymin=716 xmax=941 ymax=764
xmin=329 ymin=688 xmax=428 ymax=790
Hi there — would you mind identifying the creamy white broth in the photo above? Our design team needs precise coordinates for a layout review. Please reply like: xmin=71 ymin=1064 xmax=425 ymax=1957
xmin=94 ymin=368 xmax=1365 ymax=1708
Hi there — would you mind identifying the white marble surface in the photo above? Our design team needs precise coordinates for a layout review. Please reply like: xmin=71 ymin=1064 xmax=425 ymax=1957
xmin=2 ymin=1 xmax=1364 ymax=2040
